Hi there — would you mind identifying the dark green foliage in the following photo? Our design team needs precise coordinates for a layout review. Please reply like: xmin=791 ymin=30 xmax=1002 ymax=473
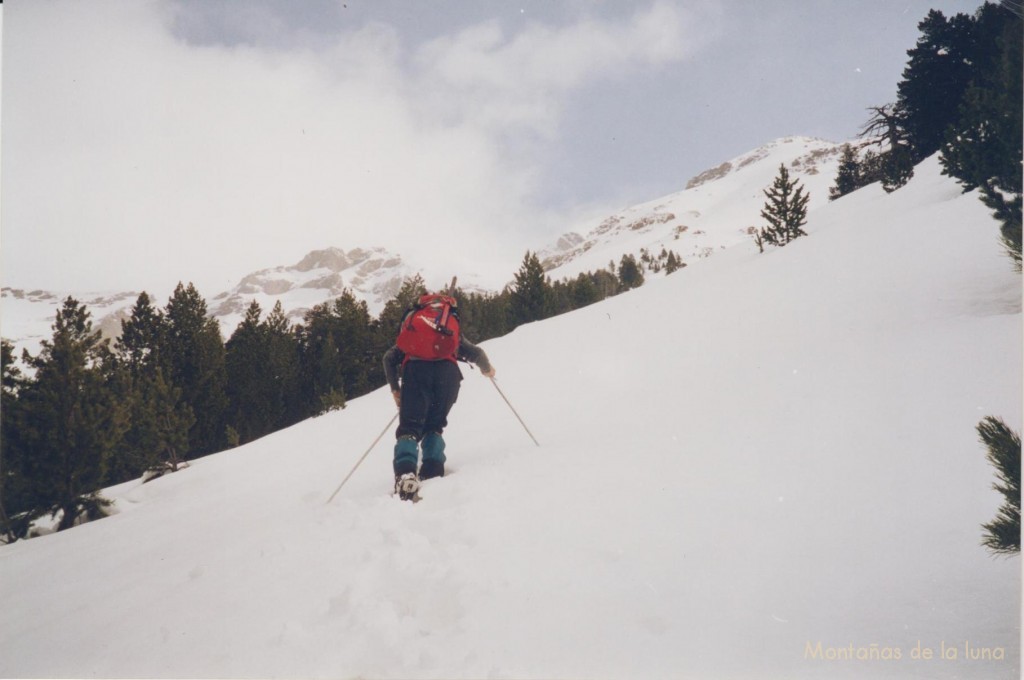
xmin=567 ymin=272 xmax=601 ymax=308
xmin=15 ymin=298 xmax=129 ymax=531
xmin=756 ymin=164 xmax=810 ymax=249
xmin=164 ymin=283 xmax=229 ymax=457
xmin=1 ymin=339 xmax=28 ymax=540
xmin=880 ymin=145 xmax=917 ymax=194
xmin=262 ymin=302 xmax=303 ymax=430
xmin=226 ymin=302 xmax=278 ymax=443
xmin=864 ymin=1 xmax=1021 ymax=265
xmin=859 ymin=105 xmax=916 ymax=193
xmin=550 ymin=279 xmax=573 ymax=317
xmin=641 ymin=247 xmax=683 ymax=275
xmin=977 ymin=416 xmax=1021 ymax=555
xmin=829 ymin=144 xmax=862 ymax=201
xmin=665 ymin=250 xmax=684 ymax=274
xmin=510 ymin=252 xmax=553 ymax=325
xmin=591 ymin=269 xmax=619 ymax=298
xmin=618 ymin=254 xmax=645 ymax=291
xmin=897 ymin=9 xmax=979 ymax=160
xmin=298 ymin=290 xmax=374 ymax=416
xmin=117 ymin=292 xmax=165 ymax=371
xmin=112 ymin=292 xmax=194 ymax=481
xmin=125 ymin=368 xmax=193 ymax=479
xmin=941 ymin=5 xmax=1023 ymax=268
xmin=453 ymin=288 xmax=512 ymax=343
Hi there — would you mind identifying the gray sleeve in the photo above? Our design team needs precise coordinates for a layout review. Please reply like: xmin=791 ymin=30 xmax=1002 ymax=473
xmin=457 ymin=336 xmax=492 ymax=373
xmin=383 ymin=345 xmax=404 ymax=392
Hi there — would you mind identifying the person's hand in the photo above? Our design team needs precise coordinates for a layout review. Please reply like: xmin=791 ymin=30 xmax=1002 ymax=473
xmin=482 ymin=366 xmax=496 ymax=379
xmin=392 ymin=390 xmax=401 ymax=407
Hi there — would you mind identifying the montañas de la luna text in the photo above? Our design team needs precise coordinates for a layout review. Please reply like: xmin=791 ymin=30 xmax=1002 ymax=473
xmin=804 ymin=640 xmax=1006 ymax=662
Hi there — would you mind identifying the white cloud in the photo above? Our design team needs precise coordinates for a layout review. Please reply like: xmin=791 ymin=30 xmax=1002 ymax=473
xmin=1 ymin=0 xmax=719 ymax=296
xmin=414 ymin=1 xmax=715 ymax=136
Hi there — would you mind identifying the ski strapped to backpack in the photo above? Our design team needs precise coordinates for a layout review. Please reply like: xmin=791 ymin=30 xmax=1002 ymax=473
xmin=395 ymin=277 xmax=461 ymax=362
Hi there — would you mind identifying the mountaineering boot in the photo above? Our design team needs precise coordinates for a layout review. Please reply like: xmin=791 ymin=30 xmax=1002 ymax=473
xmin=419 ymin=459 xmax=444 ymax=480
xmin=395 ymin=472 xmax=421 ymax=501
xmin=419 ymin=432 xmax=446 ymax=480
xmin=393 ymin=435 xmax=419 ymax=477
xmin=393 ymin=436 xmax=421 ymax=500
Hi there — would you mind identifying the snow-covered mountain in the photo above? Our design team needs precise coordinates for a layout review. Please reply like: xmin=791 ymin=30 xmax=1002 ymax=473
xmin=540 ymin=136 xmax=846 ymax=279
xmin=1 ymin=136 xmax=847 ymax=360
xmin=1 ymin=288 xmax=142 ymax=360
xmin=1 ymin=155 xmax=1019 ymax=678
xmin=209 ymin=246 xmax=417 ymax=330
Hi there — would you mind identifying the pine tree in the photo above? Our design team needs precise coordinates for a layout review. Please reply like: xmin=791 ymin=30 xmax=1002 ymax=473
xmin=121 ymin=368 xmax=194 ymax=481
xmin=757 ymin=164 xmax=810 ymax=248
xmin=17 ymin=298 xmax=129 ymax=530
xmin=263 ymin=301 xmax=302 ymax=430
xmin=859 ymin=105 xmax=915 ymax=192
xmin=298 ymin=290 xmax=373 ymax=416
xmin=325 ymin=291 xmax=375 ymax=398
xmin=1 ymin=339 xmax=29 ymax=540
xmin=510 ymin=252 xmax=552 ymax=325
xmin=617 ymin=253 xmax=645 ymax=291
xmin=829 ymin=144 xmax=862 ymax=201
xmin=113 ymin=292 xmax=194 ymax=481
xmin=941 ymin=6 xmax=1023 ymax=268
xmin=977 ymin=416 xmax=1021 ymax=555
xmin=896 ymin=9 xmax=978 ymax=160
xmin=164 ymin=283 xmax=228 ymax=457
xmin=591 ymin=269 xmax=620 ymax=299
xmin=857 ymin=149 xmax=887 ymax=188
xmin=569 ymin=272 xmax=600 ymax=308
xmin=225 ymin=301 xmax=274 ymax=444
xmin=456 ymin=289 xmax=512 ymax=342
xmin=550 ymin=280 xmax=572 ymax=315
xmin=224 ymin=300 xmax=300 ymax=442
xmin=313 ymin=332 xmax=346 ymax=416
xmin=117 ymin=292 xmax=165 ymax=372
xmin=665 ymin=251 xmax=684 ymax=274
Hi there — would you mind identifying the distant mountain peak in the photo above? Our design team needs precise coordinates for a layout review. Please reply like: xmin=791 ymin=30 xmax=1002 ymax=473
xmin=211 ymin=245 xmax=415 ymax=326
xmin=292 ymin=246 xmax=391 ymax=273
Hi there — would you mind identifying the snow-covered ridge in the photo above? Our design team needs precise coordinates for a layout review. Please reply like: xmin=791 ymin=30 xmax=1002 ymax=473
xmin=539 ymin=136 xmax=847 ymax=279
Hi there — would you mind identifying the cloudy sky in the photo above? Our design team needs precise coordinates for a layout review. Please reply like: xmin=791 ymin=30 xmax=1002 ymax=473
xmin=1 ymin=0 xmax=984 ymax=295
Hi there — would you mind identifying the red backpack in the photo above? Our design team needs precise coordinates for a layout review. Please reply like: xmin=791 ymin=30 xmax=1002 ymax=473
xmin=396 ymin=294 xmax=460 ymax=362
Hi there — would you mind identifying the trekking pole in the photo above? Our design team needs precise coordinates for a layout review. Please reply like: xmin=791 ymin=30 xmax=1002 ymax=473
xmin=489 ymin=377 xmax=540 ymax=447
xmin=326 ymin=412 xmax=398 ymax=504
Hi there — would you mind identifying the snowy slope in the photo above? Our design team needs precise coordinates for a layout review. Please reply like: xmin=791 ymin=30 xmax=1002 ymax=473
xmin=0 ymin=156 xmax=1019 ymax=679
xmin=542 ymin=136 xmax=847 ymax=279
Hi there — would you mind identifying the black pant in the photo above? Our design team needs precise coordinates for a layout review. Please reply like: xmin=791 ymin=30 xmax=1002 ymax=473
xmin=396 ymin=360 xmax=463 ymax=440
